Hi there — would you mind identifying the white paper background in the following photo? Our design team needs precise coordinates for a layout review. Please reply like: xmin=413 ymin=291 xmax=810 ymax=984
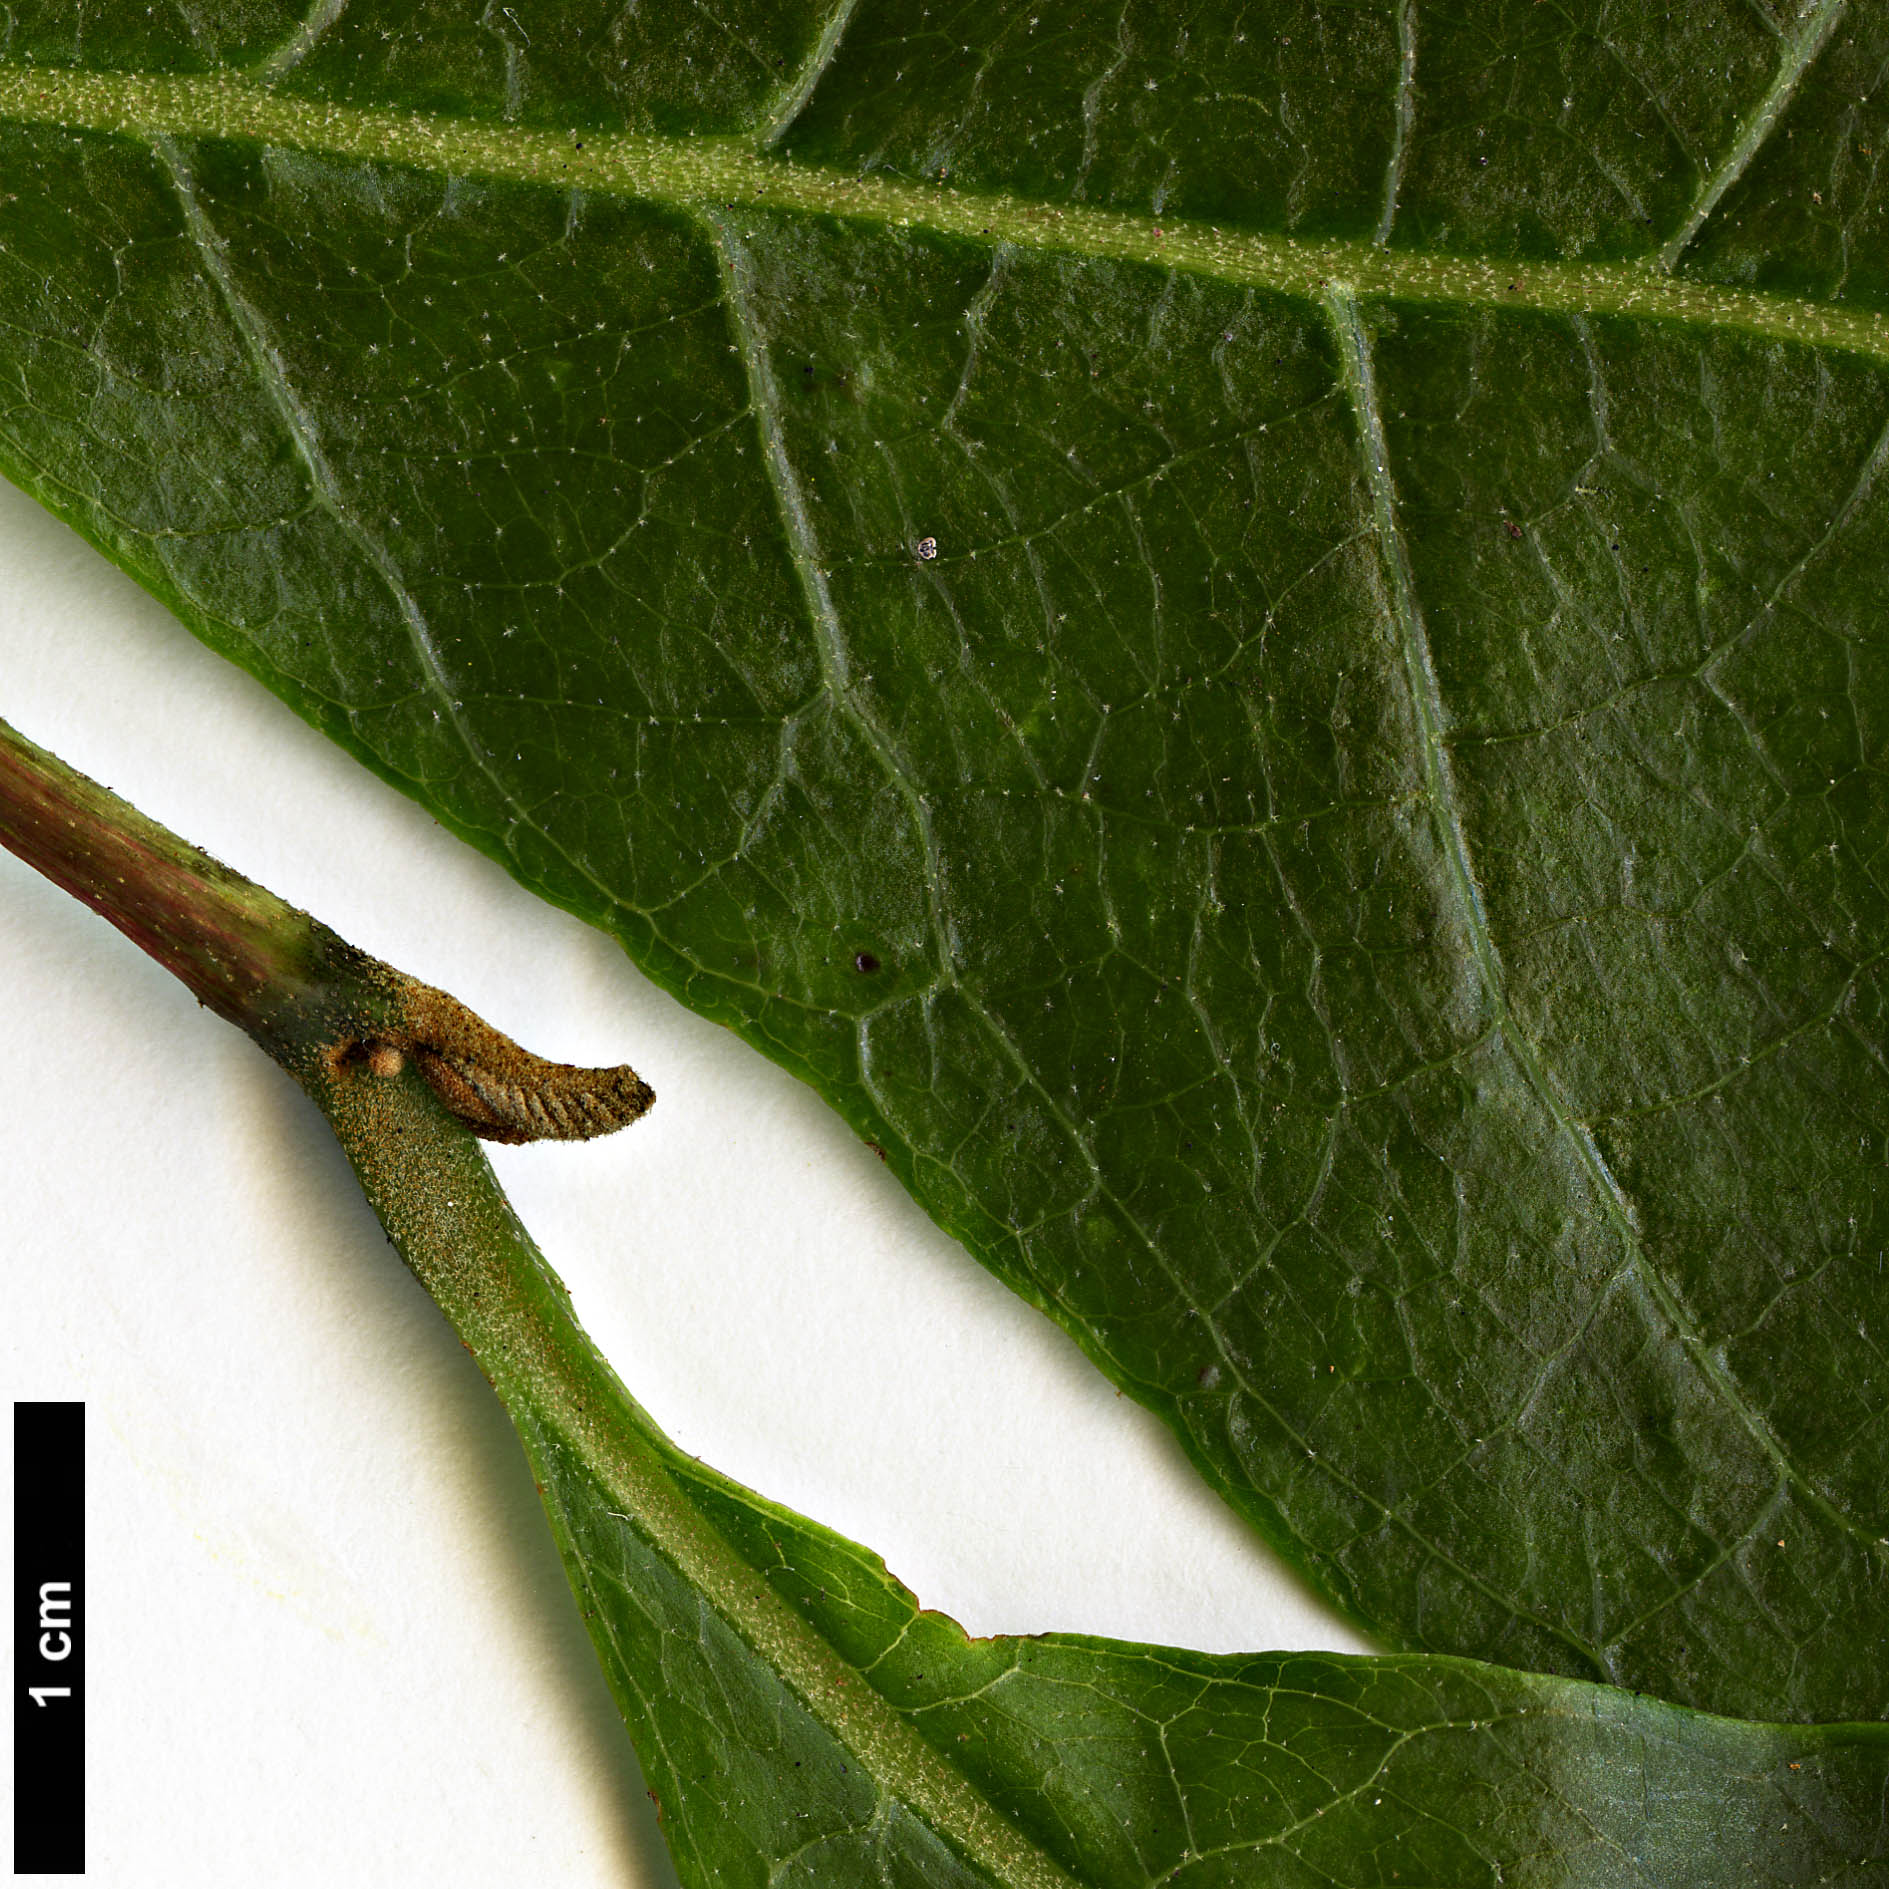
xmin=0 ymin=476 xmax=1370 ymax=1885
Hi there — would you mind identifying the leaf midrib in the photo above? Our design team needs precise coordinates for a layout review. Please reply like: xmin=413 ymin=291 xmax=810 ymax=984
xmin=3 ymin=63 xmax=1887 ymax=360
xmin=8 ymin=40 xmax=1882 ymax=1717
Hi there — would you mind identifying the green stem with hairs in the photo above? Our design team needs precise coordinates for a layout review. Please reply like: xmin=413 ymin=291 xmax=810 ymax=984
xmin=0 ymin=710 xmax=1078 ymax=1889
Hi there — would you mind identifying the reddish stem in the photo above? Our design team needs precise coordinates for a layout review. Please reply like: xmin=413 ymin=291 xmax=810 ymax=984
xmin=0 ymin=715 xmax=336 ymax=1047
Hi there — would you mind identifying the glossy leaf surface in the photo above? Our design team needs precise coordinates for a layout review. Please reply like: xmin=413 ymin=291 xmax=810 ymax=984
xmin=0 ymin=1 xmax=1886 ymax=1721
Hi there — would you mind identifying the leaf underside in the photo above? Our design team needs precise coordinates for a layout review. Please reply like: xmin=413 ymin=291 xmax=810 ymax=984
xmin=325 ymin=1058 xmax=1889 ymax=1889
xmin=0 ymin=0 xmax=1886 ymax=1724
xmin=528 ymin=1397 xmax=1889 ymax=1889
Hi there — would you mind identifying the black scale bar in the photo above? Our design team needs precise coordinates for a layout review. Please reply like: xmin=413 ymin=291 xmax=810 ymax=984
xmin=14 ymin=1402 xmax=83 ymax=1874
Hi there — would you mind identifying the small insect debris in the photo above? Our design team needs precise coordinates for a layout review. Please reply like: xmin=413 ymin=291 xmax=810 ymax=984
xmin=914 ymin=536 xmax=939 ymax=561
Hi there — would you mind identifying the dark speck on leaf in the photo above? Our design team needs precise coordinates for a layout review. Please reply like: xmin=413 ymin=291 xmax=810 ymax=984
xmin=854 ymin=950 xmax=882 ymax=974
xmin=1504 ymin=519 xmax=1523 ymax=540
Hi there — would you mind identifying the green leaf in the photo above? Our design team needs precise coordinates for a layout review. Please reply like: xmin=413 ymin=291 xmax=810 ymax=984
xmin=1 ymin=2 xmax=1886 ymax=1723
xmin=531 ymin=1401 xmax=1889 ymax=1889
xmin=16 ymin=716 xmax=1881 ymax=1889
xmin=294 ymin=951 xmax=1889 ymax=1889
